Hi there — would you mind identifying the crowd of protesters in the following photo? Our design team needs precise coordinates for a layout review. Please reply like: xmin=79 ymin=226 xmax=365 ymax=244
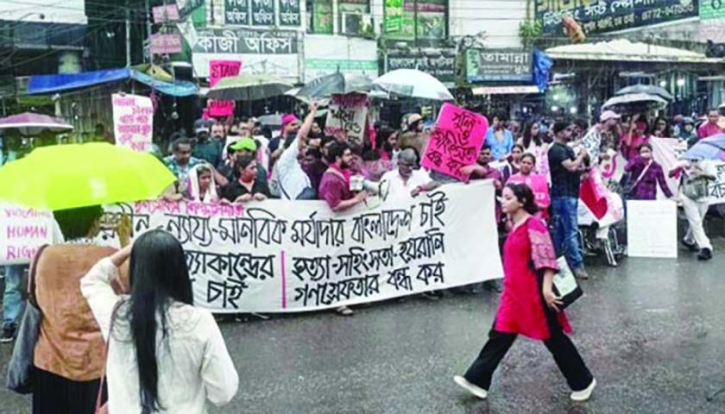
xmin=1 ymin=102 xmax=724 ymax=412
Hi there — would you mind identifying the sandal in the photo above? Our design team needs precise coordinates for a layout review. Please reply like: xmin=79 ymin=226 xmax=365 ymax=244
xmin=336 ymin=306 xmax=354 ymax=316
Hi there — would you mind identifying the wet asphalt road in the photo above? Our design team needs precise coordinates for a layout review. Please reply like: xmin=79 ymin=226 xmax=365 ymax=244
xmin=2 ymin=242 xmax=725 ymax=414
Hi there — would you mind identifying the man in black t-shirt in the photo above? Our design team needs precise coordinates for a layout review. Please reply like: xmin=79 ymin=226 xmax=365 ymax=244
xmin=548 ymin=121 xmax=589 ymax=279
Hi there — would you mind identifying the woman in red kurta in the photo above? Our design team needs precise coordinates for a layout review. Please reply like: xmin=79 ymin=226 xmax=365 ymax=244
xmin=454 ymin=183 xmax=596 ymax=402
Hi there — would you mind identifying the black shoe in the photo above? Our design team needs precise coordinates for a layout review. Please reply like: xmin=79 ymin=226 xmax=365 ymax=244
xmin=682 ymin=238 xmax=699 ymax=252
xmin=698 ymin=248 xmax=713 ymax=261
xmin=0 ymin=325 xmax=16 ymax=344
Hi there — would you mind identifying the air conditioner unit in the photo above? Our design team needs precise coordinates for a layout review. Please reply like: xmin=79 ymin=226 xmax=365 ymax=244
xmin=341 ymin=13 xmax=372 ymax=36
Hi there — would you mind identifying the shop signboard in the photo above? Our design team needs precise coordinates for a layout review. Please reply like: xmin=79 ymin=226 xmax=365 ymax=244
xmin=466 ymin=50 xmax=532 ymax=83
xmin=279 ymin=0 xmax=302 ymax=26
xmin=192 ymin=28 xmax=299 ymax=79
xmin=225 ymin=0 xmax=250 ymax=26
xmin=386 ymin=49 xmax=456 ymax=83
xmin=535 ymin=0 xmax=699 ymax=35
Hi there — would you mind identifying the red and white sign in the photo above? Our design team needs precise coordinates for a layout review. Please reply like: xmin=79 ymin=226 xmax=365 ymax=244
xmin=150 ymin=33 xmax=183 ymax=55
xmin=208 ymin=60 xmax=242 ymax=118
xmin=112 ymin=93 xmax=154 ymax=152
xmin=152 ymin=4 xmax=180 ymax=23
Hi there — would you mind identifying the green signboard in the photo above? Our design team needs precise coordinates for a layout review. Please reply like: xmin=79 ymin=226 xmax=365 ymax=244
xmin=700 ymin=0 xmax=725 ymax=20
xmin=313 ymin=0 xmax=334 ymax=34
xmin=384 ymin=0 xmax=404 ymax=33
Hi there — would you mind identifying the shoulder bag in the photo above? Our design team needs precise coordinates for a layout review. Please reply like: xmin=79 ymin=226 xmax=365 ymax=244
xmin=6 ymin=245 xmax=49 ymax=394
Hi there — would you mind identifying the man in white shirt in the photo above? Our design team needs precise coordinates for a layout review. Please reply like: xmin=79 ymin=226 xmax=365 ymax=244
xmin=381 ymin=148 xmax=440 ymax=201
xmin=276 ymin=102 xmax=318 ymax=200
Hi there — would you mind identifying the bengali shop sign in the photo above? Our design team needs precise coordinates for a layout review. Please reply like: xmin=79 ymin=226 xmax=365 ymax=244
xmin=208 ymin=60 xmax=242 ymax=118
xmin=325 ymin=94 xmax=368 ymax=144
xmin=112 ymin=93 xmax=153 ymax=152
xmin=535 ymin=0 xmax=699 ymax=35
xmin=0 ymin=205 xmax=54 ymax=265
xmin=422 ymin=104 xmax=489 ymax=182
xmin=99 ymin=182 xmax=502 ymax=313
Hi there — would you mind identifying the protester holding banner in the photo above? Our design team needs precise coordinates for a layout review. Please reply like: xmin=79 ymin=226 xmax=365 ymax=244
xmin=670 ymin=159 xmax=718 ymax=261
xmin=319 ymin=142 xmax=367 ymax=213
xmin=454 ymin=183 xmax=595 ymax=402
xmin=222 ymin=154 xmax=270 ymax=203
xmin=548 ymin=122 xmax=589 ymax=279
xmin=485 ymin=111 xmax=515 ymax=162
xmin=698 ymin=109 xmax=723 ymax=139
xmin=230 ymin=137 xmax=269 ymax=189
xmin=81 ymin=230 xmax=239 ymax=414
xmin=185 ymin=164 xmax=221 ymax=203
xmin=382 ymin=148 xmax=439 ymax=200
xmin=508 ymin=153 xmax=550 ymax=220
xmin=623 ymin=144 xmax=673 ymax=201
xmin=30 ymin=206 xmax=121 ymax=413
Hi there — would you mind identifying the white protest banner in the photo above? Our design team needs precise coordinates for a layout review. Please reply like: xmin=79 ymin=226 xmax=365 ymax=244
xmin=325 ymin=94 xmax=368 ymax=144
xmin=650 ymin=138 xmax=725 ymax=205
xmin=112 ymin=94 xmax=154 ymax=152
xmin=0 ymin=205 xmax=54 ymax=265
xmin=101 ymin=181 xmax=503 ymax=313
xmin=627 ymin=200 xmax=678 ymax=258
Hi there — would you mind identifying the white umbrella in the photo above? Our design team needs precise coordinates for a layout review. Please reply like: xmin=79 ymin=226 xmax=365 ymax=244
xmin=372 ymin=69 xmax=454 ymax=101
xmin=601 ymin=93 xmax=667 ymax=110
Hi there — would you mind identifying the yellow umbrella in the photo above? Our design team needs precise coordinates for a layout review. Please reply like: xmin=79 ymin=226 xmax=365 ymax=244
xmin=0 ymin=143 xmax=175 ymax=210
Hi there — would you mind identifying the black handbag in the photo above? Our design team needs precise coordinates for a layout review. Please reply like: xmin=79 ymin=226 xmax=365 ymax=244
xmin=6 ymin=245 xmax=48 ymax=394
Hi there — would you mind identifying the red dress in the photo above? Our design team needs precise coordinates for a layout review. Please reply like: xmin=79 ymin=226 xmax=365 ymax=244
xmin=494 ymin=216 xmax=571 ymax=340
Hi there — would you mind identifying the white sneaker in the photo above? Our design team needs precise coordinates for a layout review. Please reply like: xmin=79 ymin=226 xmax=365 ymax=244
xmin=570 ymin=378 xmax=596 ymax=402
xmin=453 ymin=375 xmax=488 ymax=399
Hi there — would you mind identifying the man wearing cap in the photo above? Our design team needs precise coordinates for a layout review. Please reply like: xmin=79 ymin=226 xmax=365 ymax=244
xmin=269 ymin=113 xmax=302 ymax=169
xmin=228 ymin=137 xmax=268 ymax=189
xmin=580 ymin=110 xmax=621 ymax=165
xmin=274 ymin=103 xmax=318 ymax=200
xmin=192 ymin=119 xmax=223 ymax=167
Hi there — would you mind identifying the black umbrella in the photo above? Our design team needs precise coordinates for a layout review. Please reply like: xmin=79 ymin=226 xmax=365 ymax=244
xmin=296 ymin=72 xmax=372 ymax=99
xmin=615 ymin=84 xmax=674 ymax=101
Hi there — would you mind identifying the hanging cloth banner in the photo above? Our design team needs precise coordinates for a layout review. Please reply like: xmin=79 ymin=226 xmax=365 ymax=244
xmin=100 ymin=181 xmax=503 ymax=313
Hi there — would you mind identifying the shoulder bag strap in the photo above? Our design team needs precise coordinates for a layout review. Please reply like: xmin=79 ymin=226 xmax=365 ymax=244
xmin=630 ymin=160 xmax=653 ymax=190
xmin=95 ymin=300 xmax=124 ymax=413
xmin=27 ymin=244 xmax=49 ymax=308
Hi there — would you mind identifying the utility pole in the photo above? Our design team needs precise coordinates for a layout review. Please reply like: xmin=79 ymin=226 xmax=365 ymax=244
xmin=126 ymin=3 xmax=131 ymax=67
xmin=146 ymin=0 xmax=153 ymax=63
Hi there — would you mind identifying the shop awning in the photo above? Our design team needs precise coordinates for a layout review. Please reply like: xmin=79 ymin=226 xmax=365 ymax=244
xmin=472 ymin=86 xmax=541 ymax=95
xmin=546 ymin=39 xmax=723 ymax=64
xmin=28 ymin=67 xmax=198 ymax=97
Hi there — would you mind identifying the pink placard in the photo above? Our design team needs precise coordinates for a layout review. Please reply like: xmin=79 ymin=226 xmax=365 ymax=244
xmin=153 ymin=4 xmax=180 ymax=23
xmin=208 ymin=60 xmax=241 ymax=118
xmin=421 ymin=103 xmax=489 ymax=182
xmin=149 ymin=33 xmax=182 ymax=55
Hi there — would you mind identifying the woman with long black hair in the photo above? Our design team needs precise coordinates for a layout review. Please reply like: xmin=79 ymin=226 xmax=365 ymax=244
xmin=81 ymin=230 xmax=238 ymax=413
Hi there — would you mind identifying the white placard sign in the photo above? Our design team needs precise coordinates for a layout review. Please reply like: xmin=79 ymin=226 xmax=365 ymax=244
xmin=100 ymin=181 xmax=503 ymax=313
xmin=626 ymin=200 xmax=678 ymax=258
xmin=0 ymin=205 xmax=54 ymax=265
xmin=112 ymin=93 xmax=154 ymax=152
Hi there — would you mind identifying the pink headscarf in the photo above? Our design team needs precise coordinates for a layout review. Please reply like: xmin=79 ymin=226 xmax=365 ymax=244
xmin=281 ymin=114 xmax=300 ymax=131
